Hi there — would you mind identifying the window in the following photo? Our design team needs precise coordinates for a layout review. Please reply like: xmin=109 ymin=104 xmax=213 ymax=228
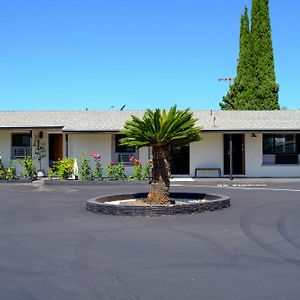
xmin=263 ymin=134 xmax=274 ymax=154
xmin=114 ymin=134 xmax=136 ymax=163
xmin=12 ymin=133 xmax=31 ymax=158
xmin=115 ymin=135 xmax=135 ymax=153
xmin=263 ymin=134 xmax=299 ymax=164
xmin=263 ymin=134 xmax=297 ymax=154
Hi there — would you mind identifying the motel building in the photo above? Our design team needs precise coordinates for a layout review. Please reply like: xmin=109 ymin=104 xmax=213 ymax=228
xmin=0 ymin=110 xmax=300 ymax=178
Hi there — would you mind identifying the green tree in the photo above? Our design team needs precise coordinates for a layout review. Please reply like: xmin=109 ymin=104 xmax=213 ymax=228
xmin=220 ymin=7 xmax=254 ymax=110
xmin=220 ymin=0 xmax=279 ymax=110
xmin=251 ymin=0 xmax=279 ymax=109
xmin=120 ymin=106 xmax=201 ymax=205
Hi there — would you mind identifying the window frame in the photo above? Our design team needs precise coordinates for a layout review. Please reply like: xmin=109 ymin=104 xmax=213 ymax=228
xmin=262 ymin=133 xmax=299 ymax=165
xmin=11 ymin=133 xmax=32 ymax=159
xmin=263 ymin=134 xmax=298 ymax=155
xmin=115 ymin=134 xmax=135 ymax=153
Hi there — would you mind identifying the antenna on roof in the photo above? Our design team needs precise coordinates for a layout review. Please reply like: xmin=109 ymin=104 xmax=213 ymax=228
xmin=120 ymin=105 xmax=126 ymax=111
xmin=85 ymin=108 xmax=88 ymax=111
xmin=111 ymin=105 xmax=115 ymax=110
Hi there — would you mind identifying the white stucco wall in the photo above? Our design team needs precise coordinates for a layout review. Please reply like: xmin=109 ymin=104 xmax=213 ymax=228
xmin=0 ymin=131 xmax=11 ymax=167
xmin=190 ymin=132 xmax=224 ymax=177
xmin=245 ymin=133 xmax=300 ymax=177
xmin=1 ymin=129 xmax=300 ymax=178
xmin=139 ymin=147 xmax=150 ymax=166
xmin=32 ymin=129 xmax=50 ymax=173
xmin=190 ymin=132 xmax=300 ymax=178
xmin=68 ymin=133 xmax=112 ymax=175
xmin=0 ymin=129 xmax=51 ymax=176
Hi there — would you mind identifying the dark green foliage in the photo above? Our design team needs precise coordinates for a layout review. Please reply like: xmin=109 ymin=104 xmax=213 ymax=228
xmin=220 ymin=1 xmax=279 ymax=110
xmin=79 ymin=153 xmax=92 ymax=180
xmin=120 ymin=106 xmax=202 ymax=148
xmin=251 ymin=0 xmax=279 ymax=109
xmin=221 ymin=8 xmax=254 ymax=110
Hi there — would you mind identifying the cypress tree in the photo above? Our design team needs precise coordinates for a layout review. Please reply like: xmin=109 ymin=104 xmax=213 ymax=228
xmin=220 ymin=0 xmax=279 ymax=110
xmin=251 ymin=0 xmax=279 ymax=109
xmin=220 ymin=8 xmax=254 ymax=110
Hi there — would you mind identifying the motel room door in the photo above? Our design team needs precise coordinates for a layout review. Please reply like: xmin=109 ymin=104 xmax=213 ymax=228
xmin=224 ymin=134 xmax=245 ymax=175
xmin=49 ymin=134 xmax=63 ymax=166
xmin=171 ymin=145 xmax=190 ymax=175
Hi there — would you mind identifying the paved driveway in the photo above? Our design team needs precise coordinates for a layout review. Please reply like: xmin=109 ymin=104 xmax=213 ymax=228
xmin=0 ymin=181 xmax=300 ymax=300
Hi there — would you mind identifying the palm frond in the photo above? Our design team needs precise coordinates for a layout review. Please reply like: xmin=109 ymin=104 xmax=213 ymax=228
xmin=120 ymin=105 xmax=202 ymax=148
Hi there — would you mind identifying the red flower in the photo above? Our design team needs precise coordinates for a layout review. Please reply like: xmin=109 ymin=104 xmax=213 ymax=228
xmin=129 ymin=156 xmax=135 ymax=162
xmin=110 ymin=161 xmax=115 ymax=165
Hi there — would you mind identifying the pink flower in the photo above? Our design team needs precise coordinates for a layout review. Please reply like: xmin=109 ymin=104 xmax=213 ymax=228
xmin=95 ymin=154 xmax=102 ymax=159
xmin=147 ymin=159 xmax=153 ymax=164
xmin=133 ymin=159 xmax=142 ymax=167
xmin=129 ymin=156 xmax=135 ymax=162
xmin=110 ymin=161 xmax=115 ymax=165
xmin=90 ymin=151 xmax=96 ymax=157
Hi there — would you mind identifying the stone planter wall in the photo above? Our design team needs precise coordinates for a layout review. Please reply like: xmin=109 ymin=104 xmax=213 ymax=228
xmin=86 ymin=192 xmax=230 ymax=217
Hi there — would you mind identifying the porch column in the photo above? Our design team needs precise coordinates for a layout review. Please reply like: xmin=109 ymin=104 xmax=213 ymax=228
xmin=29 ymin=130 xmax=32 ymax=155
xmin=65 ymin=134 xmax=69 ymax=157
xmin=229 ymin=134 xmax=233 ymax=181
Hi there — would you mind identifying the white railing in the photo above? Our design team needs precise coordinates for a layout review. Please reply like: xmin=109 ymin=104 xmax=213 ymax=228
xmin=12 ymin=147 xmax=31 ymax=158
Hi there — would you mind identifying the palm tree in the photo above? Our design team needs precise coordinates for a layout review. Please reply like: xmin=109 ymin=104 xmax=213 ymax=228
xmin=120 ymin=106 xmax=202 ymax=205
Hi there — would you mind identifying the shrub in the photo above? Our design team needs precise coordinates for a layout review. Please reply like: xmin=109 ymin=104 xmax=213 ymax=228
xmin=141 ymin=159 xmax=153 ymax=180
xmin=50 ymin=158 xmax=74 ymax=180
xmin=106 ymin=161 xmax=115 ymax=179
xmin=114 ymin=162 xmax=125 ymax=180
xmin=106 ymin=161 xmax=125 ymax=180
xmin=18 ymin=156 xmax=36 ymax=178
xmin=6 ymin=161 xmax=18 ymax=180
xmin=79 ymin=153 xmax=92 ymax=180
xmin=90 ymin=152 xmax=103 ymax=180
xmin=0 ymin=157 xmax=4 ymax=180
xmin=130 ymin=156 xmax=142 ymax=180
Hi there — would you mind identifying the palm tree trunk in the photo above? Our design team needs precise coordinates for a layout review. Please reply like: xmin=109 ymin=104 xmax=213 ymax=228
xmin=147 ymin=145 xmax=171 ymax=205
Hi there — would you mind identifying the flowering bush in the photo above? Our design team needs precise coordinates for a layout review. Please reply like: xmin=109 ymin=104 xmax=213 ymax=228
xmin=91 ymin=152 xmax=103 ymax=180
xmin=49 ymin=158 xmax=74 ymax=180
xmin=0 ymin=159 xmax=18 ymax=180
xmin=130 ymin=156 xmax=143 ymax=180
xmin=130 ymin=156 xmax=153 ymax=180
xmin=106 ymin=161 xmax=125 ymax=180
xmin=141 ymin=159 xmax=153 ymax=180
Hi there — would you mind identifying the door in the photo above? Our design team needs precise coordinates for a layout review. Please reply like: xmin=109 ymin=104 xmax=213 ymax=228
xmin=49 ymin=134 xmax=63 ymax=166
xmin=224 ymin=134 xmax=245 ymax=175
xmin=171 ymin=145 xmax=190 ymax=175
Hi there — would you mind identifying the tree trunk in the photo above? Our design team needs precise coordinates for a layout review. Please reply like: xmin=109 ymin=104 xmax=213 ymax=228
xmin=147 ymin=145 xmax=171 ymax=205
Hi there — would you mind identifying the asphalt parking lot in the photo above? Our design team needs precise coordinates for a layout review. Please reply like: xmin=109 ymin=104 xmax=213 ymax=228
xmin=0 ymin=180 xmax=300 ymax=300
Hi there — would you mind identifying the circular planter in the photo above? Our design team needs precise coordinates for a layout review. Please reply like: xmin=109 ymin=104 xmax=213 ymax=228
xmin=86 ymin=192 xmax=230 ymax=217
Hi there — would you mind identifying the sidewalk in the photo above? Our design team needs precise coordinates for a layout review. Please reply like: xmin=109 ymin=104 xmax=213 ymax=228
xmin=170 ymin=177 xmax=300 ymax=190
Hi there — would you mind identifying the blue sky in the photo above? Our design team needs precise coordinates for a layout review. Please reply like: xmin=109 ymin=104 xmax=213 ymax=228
xmin=0 ymin=0 xmax=299 ymax=110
